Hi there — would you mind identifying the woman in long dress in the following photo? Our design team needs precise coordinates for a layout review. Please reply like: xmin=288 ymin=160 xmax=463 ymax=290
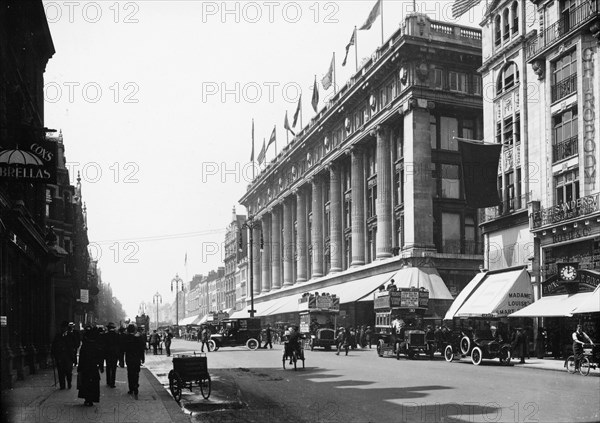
xmin=77 ymin=326 xmax=104 ymax=406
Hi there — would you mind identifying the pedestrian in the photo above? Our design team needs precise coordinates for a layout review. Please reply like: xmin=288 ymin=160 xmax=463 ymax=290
xmin=359 ymin=325 xmax=366 ymax=348
xmin=572 ymin=324 xmax=593 ymax=371
xmin=123 ymin=323 xmax=145 ymax=399
xmin=102 ymin=322 xmax=120 ymax=388
xmin=77 ymin=326 xmax=104 ymax=406
xmin=387 ymin=279 xmax=397 ymax=291
xmin=349 ymin=327 xmax=357 ymax=350
xmin=117 ymin=326 xmax=127 ymax=368
xmin=51 ymin=321 xmax=76 ymax=390
xmin=200 ymin=325 xmax=212 ymax=353
xmin=150 ymin=330 xmax=160 ymax=355
xmin=69 ymin=322 xmax=81 ymax=365
xmin=342 ymin=328 xmax=351 ymax=356
xmin=365 ymin=326 xmax=373 ymax=349
xmin=536 ymin=326 xmax=547 ymax=359
xmin=263 ymin=325 xmax=273 ymax=349
xmin=335 ymin=328 xmax=345 ymax=355
xmin=164 ymin=329 xmax=173 ymax=357
xmin=512 ymin=327 xmax=526 ymax=364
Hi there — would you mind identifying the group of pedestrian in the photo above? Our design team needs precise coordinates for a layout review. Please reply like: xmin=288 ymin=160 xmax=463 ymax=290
xmin=51 ymin=321 xmax=150 ymax=406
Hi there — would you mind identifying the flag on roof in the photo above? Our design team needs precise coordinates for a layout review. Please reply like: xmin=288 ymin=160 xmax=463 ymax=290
xmin=452 ymin=0 xmax=481 ymax=19
xmin=359 ymin=0 xmax=381 ymax=30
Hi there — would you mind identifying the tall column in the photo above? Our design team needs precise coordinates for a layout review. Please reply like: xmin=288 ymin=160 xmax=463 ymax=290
xmin=311 ymin=176 xmax=324 ymax=277
xmin=403 ymin=106 xmax=435 ymax=250
xmin=270 ymin=207 xmax=281 ymax=289
xmin=376 ymin=125 xmax=393 ymax=259
xmin=282 ymin=198 xmax=294 ymax=287
xmin=252 ymin=223 xmax=262 ymax=295
xmin=351 ymin=147 xmax=366 ymax=266
xmin=329 ymin=164 xmax=343 ymax=272
xmin=296 ymin=189 xmax=308 ymax=282
xmin=261 ymin=213 xmax=271 ymax=293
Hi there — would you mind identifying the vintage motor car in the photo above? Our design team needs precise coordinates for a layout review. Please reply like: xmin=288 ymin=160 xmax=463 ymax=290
xmin=208 ymin=318 xmax=261 ymax=351
xmin=445 ymin=329 xmax=511 ymax=365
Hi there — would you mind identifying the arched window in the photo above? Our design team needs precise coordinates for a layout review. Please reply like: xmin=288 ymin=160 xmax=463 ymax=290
xmin=511 ymin=2 xmax=519 ymax=34
xmin=496 ymin=62 xmax=520 ymax=94
xmin=503 ymin=8 xmax=510 ymax=40
xmin=495 ymin=15 xmax=502 ymax=46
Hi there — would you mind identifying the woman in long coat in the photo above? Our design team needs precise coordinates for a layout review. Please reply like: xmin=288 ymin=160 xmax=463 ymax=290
xmin=77 ymin=326 xmax=104 ymax=406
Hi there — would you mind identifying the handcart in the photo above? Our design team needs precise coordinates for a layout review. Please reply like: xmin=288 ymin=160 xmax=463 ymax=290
xmin=168 ymin=352 xmax=211 ymax=402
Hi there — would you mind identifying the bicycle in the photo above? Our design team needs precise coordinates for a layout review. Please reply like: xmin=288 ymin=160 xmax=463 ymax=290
xmin=565 ymin=343 xmax=599 ymax=376
xmin=282 ymin=341 xmax=305 ymax=370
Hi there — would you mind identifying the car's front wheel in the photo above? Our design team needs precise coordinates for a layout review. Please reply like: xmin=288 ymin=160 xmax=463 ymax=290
xmin=246 ymin=338 xmax=259 ymax=350
xmin=460 ymin=336 xmax=471 ymax=355
xmin=471 ymin=346 xmax=483 ymax=365
xmin=444 ymin=345 xmax=454 ymax=362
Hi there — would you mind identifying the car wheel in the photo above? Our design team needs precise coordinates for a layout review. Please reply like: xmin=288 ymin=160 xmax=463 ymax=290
xmin=246 ymin=338 xmax=259 ymax=350
xmin=460 ymin=336 xmax=471 ymax=355
xmin=471 ymin=346 xmax=483 ymax=365
xmin=580 ymin=357 xmax=591 ymax=376
xmin=444 ymin=345 xmax=454 ymax=362
xmin=499 ymin=347 xmax=511 ymax=366
xmin=566 ymin=356 xmax=576 ymax=373
xmin=207 ymin=340 xmax=216 ymax=352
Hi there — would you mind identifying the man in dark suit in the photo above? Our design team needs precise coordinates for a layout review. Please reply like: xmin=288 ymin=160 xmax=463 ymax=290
xmin=102 ymin=322 xmax=120 ymax=388
xmin=122 ymin=324 xmax=146 ymax=399
xmin=51 ymin=321 xmax=76 ymax=389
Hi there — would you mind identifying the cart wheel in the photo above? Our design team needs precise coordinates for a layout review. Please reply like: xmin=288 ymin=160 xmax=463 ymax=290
xmin=377 ymin=340 xmax=384 ymax=357
xmin=444 ymin=345 xmax=454 ymax=362
xmin=460 ymin=336 xmax=471 ymax=355
xmin=169 ymin=371 xmax=182 ymax=402
xmin=200 ymin=375 xmax=211 ymax=399
xmin=580 ymin=357 xmax=591 ymax=376
xmin=246 ymin=338 xmax=259 ymax=350
xmin=207 ymin=340 xmax=216 ymax=352
xmin=471 ymin=347 xmax=483 ymax=365
xmin=499 ymin=347 xmax=511 ymax=366
xmin=566 ymin=356 xmax=576 ymax=373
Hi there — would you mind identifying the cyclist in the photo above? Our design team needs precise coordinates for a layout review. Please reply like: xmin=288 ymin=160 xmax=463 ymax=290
xmin=286 ymin=327 xmax=301 ymax=364
xmin=572 ymin=324 xmax=593 ymax=371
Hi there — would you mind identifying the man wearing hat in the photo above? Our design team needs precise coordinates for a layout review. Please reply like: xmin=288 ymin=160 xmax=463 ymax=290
xmin=122 ymin=323 xmax=145 ymax=398
xmin=51 ymin=321 xmax=76 ymax=389
xmin=103 ymin=322 xmax=120 ymax=388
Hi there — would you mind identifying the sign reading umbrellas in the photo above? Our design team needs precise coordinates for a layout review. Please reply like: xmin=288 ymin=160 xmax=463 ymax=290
xmin=0 ymin=139 xmax=58 ymax=184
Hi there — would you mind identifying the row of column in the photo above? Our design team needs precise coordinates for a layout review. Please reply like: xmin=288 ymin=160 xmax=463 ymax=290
xmin=250 ymin=125 xmax=394 ymax=295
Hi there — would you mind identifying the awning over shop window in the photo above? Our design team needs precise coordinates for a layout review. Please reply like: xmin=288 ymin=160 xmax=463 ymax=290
xmin=510 ymin=291 xmax=597 ymax=317
xmin=178 ymin=315 xmax=201 ymax=326
xmin=572 ymin=285 xmax=600 ymax=314
xmin=327 ymin=271 xmax=397 ymax=303
xmin=444 ymin=272 xmax=487 ymax=320
xmin=453 ymin=267 xmax=532 ymax=318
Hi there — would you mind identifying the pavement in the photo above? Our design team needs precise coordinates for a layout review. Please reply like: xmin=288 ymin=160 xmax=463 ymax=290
xmin=1 ymin=354 xmax=596 ymax=423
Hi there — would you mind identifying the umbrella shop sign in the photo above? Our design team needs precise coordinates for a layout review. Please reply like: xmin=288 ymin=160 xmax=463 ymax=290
xmin=0 ymin=139 xmax=58 ymax=184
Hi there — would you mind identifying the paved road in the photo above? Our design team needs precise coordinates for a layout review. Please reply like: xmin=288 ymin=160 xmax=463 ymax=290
xmin=145 ymin=339 xmax=600 ymax=423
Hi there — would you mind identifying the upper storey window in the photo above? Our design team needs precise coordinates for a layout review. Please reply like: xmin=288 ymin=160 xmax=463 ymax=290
xmin=494 ymin=1 xmax=520 ymax=47
xmin=496 ymin=62 xmax=519 ymax=95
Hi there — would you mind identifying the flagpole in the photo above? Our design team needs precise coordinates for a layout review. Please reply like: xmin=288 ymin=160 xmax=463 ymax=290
xmin=354 ymin=26 xmax=358 ymax=72
xmin=380 ymin=0 xmax=384 ymax=45
xmin=300 ymin=98 xmax=303 ymax=129
xmin=274 ymin=126 xmax=278 ymax=156
xmin=333 ymin=52 xmax=337 ymax=94
xmin=252 ymin=119 xmax=255 ymax=180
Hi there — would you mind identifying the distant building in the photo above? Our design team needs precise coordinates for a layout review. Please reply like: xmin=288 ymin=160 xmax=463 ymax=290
xmin=224 ymin=207 xmax=246 ymax=312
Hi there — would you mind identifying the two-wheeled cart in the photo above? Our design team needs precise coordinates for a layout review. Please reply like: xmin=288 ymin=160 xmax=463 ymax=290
xmin=168 ymin=352 xmax=211 ymax=402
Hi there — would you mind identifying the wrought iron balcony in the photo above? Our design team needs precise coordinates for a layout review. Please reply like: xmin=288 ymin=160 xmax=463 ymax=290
xmin=526 ymin=0 xmax=599 ymax=60
xmin=551 ymin=73 xmax=577 ymax=103
xmin=480 ymin=191 xmax=532 ymax=223
xmin=552 ymin=136 xmax=578 ymax=163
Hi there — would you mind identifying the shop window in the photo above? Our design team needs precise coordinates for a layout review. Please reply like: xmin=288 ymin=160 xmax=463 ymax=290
xmin=555 ymin=169 xmax=580 ymax=204
xmin=440 ymin=116 xmax=458 ymax=150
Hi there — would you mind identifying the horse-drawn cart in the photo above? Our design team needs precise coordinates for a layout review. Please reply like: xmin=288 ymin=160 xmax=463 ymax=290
xmin=168 ymin=352 xmax=211 ymax=402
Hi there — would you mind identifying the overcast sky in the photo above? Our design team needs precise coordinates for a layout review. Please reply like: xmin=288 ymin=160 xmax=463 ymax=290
xmin=43 ymin=0 xmax=488 ymax=319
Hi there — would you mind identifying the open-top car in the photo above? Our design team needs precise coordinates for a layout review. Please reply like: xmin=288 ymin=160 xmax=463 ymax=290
xmin=445 ymin=329 xmax=511 ymax=365
xmin=208 ymin=318 xmax=261 ymax=351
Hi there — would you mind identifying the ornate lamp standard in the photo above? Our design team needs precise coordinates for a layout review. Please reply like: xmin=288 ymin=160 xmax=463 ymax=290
xmin=240 ymin=215 xmax=259 ymax=317
xmin=171 ymin=274 xmax=184 ymax=335
xmin=152 ymin=292 xmax=162 ymax=331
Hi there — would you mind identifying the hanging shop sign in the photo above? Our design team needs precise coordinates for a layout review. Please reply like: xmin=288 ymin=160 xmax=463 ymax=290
xmin=80 ymin=289 xmax=89 ymax=304
xmin=0 ymin=138 xmax=58 ymax=184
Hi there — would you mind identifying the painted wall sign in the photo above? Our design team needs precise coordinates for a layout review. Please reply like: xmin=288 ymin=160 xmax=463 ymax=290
xmin=583 ymin=47 xmax=596 ymax=191
xmin=531 ymin=193 xmax=600 ymax=228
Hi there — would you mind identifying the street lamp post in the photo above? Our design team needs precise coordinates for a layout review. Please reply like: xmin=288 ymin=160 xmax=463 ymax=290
xmin=153 ymin=292 xmax=162 ymax=331
xmin=171 ymin=274 xmax=184 ymax=335
xmin=241 ymin=215 xmax=259 ymax=318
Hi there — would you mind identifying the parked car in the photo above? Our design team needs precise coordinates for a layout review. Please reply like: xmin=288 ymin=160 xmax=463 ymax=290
xmin=445 ymin=330 xmax=511 ymax=365
xmin=208 ymin=318 xmax=261 ymax=351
